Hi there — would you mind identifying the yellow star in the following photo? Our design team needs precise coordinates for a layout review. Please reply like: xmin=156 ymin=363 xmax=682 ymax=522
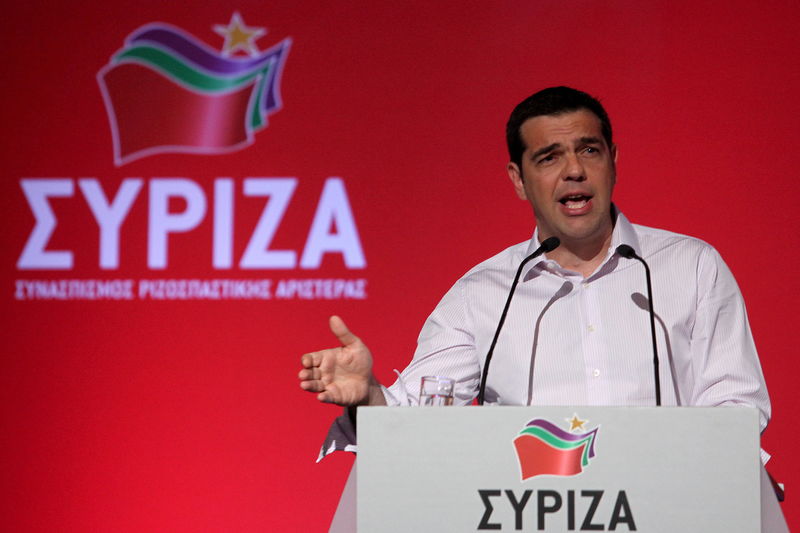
xmin=566 ymin=414 xmax=587 ymax=432
xmin=213 ymin=12 xmax=266 ymax=57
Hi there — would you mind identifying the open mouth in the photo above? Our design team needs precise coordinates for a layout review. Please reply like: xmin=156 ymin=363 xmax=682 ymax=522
xmin=559 ymin=194 xmax=592 ymax=210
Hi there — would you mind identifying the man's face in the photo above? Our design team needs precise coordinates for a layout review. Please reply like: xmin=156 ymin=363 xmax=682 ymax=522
xmin=507 ymin=109 xmax=617 ymax=246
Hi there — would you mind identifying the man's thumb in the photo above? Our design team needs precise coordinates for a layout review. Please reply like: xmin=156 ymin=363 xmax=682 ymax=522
xmin=329 ymin=315 xmax=359 ymax=346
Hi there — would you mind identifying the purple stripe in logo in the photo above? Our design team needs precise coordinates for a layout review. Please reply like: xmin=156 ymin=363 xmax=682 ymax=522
xmin=128 ymin=25 xmax=284 ymax=76
xmin=526 ymin=419 xmax=599 ymax=457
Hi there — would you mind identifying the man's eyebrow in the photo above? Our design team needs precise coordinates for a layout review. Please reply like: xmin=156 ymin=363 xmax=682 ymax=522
xmin=529 ymin=137 xmax=605 ymax=160
xmin=530 ymin=143 xmax=560 ymax=159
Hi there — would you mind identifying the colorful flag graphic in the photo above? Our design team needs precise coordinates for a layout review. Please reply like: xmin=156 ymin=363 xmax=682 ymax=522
xmin=513 ymin=418 xmax=599 ymax=480
xmin=97 ymin=21 xmax=291 ymax=165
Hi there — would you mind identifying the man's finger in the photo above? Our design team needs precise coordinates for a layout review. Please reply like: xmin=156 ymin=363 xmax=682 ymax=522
xmin=318 ymin=383 xmax=345 ymax=405
xmin=300 ymin=379 xmax=324 ymax=392
xmin=329 ymin=315 xmax=359 ymax=346
xmin=298 ymin=368 xmax=317 ymax=380
xmin=301 ymin=352 xmax=322 ymax=368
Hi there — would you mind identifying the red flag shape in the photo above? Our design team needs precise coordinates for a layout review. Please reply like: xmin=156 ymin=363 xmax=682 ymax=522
xmin=101 ymin=63 xmax=255 ymax=163
xmin=513 ymin=434 xmax=588 ymax=479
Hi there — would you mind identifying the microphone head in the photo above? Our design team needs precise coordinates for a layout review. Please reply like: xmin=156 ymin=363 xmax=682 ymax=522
xmin=616 ymin=244 xmax=636 ymax=258
xmin=540 ymin=236 xmax=560 ymax=252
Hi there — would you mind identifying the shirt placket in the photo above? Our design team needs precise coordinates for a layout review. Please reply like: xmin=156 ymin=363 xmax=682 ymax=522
xmin=579 ymin=277 xmax=607 ymax=403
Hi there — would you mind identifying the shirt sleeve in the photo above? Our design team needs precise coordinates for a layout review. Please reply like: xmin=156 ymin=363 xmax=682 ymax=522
xmin=384 ymin=278 xmax=483 ymax=406
xmin=689 ymin=245 xmax=771 ymax=432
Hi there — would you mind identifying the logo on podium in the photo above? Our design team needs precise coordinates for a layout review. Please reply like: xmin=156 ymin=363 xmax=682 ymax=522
xmin=513 ymin=414 xmax=600 ymax=480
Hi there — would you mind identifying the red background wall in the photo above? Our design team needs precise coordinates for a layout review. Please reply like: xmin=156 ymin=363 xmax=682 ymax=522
xmin=2 ymin=1 xmax=797 ymax=530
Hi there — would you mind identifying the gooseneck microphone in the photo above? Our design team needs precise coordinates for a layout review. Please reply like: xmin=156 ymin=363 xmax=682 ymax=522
xmin=477 ymin=236 xmax=560 ymax=405
xmin=616 ymin=244 xmax=661 ymax=406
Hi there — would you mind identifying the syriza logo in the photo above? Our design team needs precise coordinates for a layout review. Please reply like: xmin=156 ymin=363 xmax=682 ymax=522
xmin=15 ymin=13 xmax=366 ymax=302
xmin=513 ymin=414 xmax=600 ymax=480
xmin=97 ymin=12 xmax=291 ymax=166
xmin=476 ymin=415 xmax=636 ymax=530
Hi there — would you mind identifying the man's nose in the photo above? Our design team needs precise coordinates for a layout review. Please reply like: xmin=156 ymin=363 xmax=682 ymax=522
xmin=564 ymin=153 xmax=586 ymax=181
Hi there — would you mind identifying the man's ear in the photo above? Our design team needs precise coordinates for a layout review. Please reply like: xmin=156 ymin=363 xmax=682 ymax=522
xmin=507 ymin=162 xmax=527 ymax=200
xmin=611 ymin=144 xmax=619 ymax=185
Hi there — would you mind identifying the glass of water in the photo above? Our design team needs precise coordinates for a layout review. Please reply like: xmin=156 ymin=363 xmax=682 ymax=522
xmin=419 ymin=376 xmax=455 ymax=406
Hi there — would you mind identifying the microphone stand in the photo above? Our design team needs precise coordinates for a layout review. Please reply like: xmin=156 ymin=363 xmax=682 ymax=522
xmin=616 ymin=244 xmax=661 ymax=406
xmin=477 ymin=237 xmax=560 ymax=405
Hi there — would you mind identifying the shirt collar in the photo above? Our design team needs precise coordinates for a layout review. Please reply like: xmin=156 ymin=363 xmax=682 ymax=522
xmin=608 ymin=207 xmax=642 ymax=259
xmin=525 ymin=205 xmax=641 ymax=276
xmin=524 ymin=230 xmax=553 ymax=268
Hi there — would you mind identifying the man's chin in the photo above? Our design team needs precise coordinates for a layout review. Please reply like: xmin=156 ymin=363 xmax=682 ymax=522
xmin=554 ymin=221 xmax=613 ymax=245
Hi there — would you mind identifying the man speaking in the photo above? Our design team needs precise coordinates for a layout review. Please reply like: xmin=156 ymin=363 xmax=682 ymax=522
xmin=298 ymin=87 xmax=770 ymax=446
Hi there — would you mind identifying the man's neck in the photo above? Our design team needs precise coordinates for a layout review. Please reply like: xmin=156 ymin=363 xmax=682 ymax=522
xmin=545 ymin=231 xmax=613 ymax=279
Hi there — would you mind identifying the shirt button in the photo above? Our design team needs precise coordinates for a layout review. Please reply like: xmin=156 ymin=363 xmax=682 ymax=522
xmin=592 ymin=369 xmax=601 ymax=378
xmin=588 ymin=325 xmax=596 ymax=332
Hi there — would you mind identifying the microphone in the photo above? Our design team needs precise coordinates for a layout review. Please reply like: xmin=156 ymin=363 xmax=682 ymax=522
xmin=616 ymin=244 xmax=661 ymax=406
xmin=477 ymin=236 xmax=560 ymax=405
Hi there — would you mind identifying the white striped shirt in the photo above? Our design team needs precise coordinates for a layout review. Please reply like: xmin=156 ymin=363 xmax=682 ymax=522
xmin=383 ymin=212 xmax=770 ymax=432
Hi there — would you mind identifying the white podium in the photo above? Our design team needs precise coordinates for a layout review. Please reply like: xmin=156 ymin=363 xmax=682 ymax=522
xmin=343 ymin=406 xmax=787 ymax=532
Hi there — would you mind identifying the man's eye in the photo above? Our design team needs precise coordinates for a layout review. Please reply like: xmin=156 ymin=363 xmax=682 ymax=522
xmin=538 ymin=154 xmax=555 ymax=164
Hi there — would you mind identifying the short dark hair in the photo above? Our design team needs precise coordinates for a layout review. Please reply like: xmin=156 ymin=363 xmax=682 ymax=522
xmin=506 ymin=86 xmax=613 ymax=167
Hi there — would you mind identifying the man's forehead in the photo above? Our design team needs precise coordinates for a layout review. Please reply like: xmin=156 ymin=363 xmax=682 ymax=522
xmin=519 ymin=109 xmax=604 ymax=150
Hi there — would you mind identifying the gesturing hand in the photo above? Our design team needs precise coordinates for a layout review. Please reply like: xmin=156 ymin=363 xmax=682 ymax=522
xmin=298 ymin=316 xmax=379 ymax=406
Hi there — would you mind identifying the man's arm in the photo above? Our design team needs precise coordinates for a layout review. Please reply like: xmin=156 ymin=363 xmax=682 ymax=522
xmin=689 ymin=246 xmax=770 ymax=431
xmin=298 ymin=315 xmax=386 ymax=406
